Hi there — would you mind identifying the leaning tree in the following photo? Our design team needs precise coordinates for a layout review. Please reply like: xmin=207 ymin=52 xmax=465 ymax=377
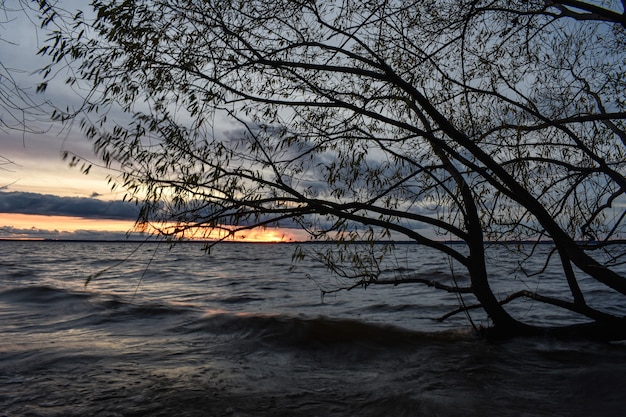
xmin=39 ymin=0 xmax=626 ymax=340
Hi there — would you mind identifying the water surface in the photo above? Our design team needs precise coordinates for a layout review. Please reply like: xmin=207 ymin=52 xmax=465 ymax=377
xmin=1 ymin=241 xmax=625 ymax=416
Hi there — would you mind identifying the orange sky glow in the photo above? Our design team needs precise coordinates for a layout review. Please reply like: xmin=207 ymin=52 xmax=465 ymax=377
xmin=1 ymin=213 xmax=134 ymax=233
xmin=0 ymin=213 xmax=307 ymax=242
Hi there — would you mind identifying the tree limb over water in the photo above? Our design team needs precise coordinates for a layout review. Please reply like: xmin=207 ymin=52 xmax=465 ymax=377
xmin=38 ymin=0 xmax=626 ymax=341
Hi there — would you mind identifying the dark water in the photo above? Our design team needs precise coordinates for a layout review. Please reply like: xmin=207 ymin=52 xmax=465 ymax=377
xmin=1 ymin=241 xmax=625 ymax=416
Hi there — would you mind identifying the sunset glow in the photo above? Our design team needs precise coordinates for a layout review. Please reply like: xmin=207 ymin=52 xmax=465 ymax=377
xmin=230 ymin=228 xmax=297 ymax=242
xmin=0 ymin=213 xmax=136 ymax=233
xmin=153 ymin=223 xmax=305 ymax=242
xmin=0 ymin=212 xmax=306 ymax=242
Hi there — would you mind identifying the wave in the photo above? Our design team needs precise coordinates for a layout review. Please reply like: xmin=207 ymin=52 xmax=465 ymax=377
xmin=191 ymin=311 xmax=472 ymax=348
xmin=219 ymin=295 xmax=265 ymax=304
xmin=101 ymin=299 xmax=195 ymax=321
xmin=0 ymin=283 xmax=470 ymax=349
xmin=0 ymin=284 xmax=196 ymax=324
xmin=0 ymin=285 xmax=91 ymax=304
xmin=356 ymin=302 xmax=424 ymax=313
xmin=3 ymin=268 xmax=38 ymax=279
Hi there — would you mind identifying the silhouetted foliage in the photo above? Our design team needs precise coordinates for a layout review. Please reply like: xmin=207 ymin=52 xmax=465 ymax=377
xmin=40 ymin=0 xmax=626 ymax=340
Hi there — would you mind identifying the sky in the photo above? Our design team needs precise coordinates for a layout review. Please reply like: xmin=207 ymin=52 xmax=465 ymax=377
xmin=0 ymin=2 xmax=308 ymax=242
xmin=5 ymin=2 xmax=620 ymax=243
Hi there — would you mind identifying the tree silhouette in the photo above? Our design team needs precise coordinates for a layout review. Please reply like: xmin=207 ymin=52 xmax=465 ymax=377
xmin=40 ymin=0 xmax=626 ymax=340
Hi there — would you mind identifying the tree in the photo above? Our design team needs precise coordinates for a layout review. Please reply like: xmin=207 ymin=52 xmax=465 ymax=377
xmin=39 ymin=0 xmax=626 ymax=340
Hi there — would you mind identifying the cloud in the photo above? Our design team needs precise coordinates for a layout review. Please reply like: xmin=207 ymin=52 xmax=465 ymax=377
xmin=0 ymin=191 xmax=139 ymax=220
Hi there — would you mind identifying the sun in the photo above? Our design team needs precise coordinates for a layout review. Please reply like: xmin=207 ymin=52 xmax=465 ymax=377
xmin=236 ymin=228 xmax=290 ymax=242
xmin=166 ymin=225 xmax=300 ymax=242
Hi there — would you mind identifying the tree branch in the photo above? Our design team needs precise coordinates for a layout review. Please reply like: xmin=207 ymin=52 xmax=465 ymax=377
xmin=546 ymin=0 xmax=626 ymax=27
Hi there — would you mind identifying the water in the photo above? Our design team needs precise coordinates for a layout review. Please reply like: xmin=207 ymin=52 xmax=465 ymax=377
xmin=1 ymin=240 xmax=625 ymax=416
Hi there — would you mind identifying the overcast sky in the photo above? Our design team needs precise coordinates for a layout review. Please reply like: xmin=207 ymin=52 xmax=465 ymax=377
xmin=1 ymin=2 xmax=112 ymax=192
xmin=0 ymin=2 xmax=150 ymax=239
xmin=0 ymin=2 xmax=320 ymax=241
xmin=0 ymin=2 xmax=437 ymax=242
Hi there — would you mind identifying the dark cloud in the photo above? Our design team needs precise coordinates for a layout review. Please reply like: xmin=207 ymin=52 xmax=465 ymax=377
xmin=0 ymin=191 xmax=139 ymax=220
